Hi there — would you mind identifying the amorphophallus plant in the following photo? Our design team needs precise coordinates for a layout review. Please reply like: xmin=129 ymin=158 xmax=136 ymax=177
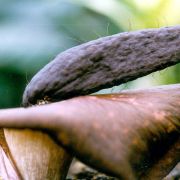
xmin=0 ymin=25 xmax=179 ymax=179
xmin=23 ymin=25 xmax=180 ymax=106
xmin=0 ymin=85 xmax=180 ymax=179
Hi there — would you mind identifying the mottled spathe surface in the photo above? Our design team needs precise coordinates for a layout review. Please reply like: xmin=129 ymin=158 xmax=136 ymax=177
xmin=0 ymin=84 xmax=180 ymax=179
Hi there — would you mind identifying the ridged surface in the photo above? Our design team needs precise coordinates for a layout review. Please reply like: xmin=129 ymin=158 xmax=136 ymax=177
xmin=23 ymin=26 xmax=180 ymax=106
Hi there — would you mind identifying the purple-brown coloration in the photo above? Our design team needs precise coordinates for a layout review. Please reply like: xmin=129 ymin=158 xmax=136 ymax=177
xmin=23 ymin=26 xmax=180 ymax=106
xmin=0 ymin=84 xmax=179 ymax=179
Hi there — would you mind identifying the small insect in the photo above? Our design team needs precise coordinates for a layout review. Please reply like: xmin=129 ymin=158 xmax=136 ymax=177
xmin=37 ymin=96 xmax=51 ymax=105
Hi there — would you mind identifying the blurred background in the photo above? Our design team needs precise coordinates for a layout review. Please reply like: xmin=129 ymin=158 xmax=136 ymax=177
xmin=0 ymin=0 xmax=179 ymax=108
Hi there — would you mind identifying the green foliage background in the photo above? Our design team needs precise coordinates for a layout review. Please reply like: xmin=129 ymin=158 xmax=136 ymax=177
xmin=0 ymin=0 xmax=179 ymax=108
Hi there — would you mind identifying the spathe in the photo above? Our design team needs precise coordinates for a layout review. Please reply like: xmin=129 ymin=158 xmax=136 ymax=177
xmin=0 ymin=84 xmax=179 ymax=179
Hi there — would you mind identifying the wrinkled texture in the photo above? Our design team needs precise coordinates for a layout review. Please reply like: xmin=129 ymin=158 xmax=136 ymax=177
xmin=1 ymin=84 xmax=180 ymax=179
xmin=23 ymin=26 xmax=180 ymax=106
